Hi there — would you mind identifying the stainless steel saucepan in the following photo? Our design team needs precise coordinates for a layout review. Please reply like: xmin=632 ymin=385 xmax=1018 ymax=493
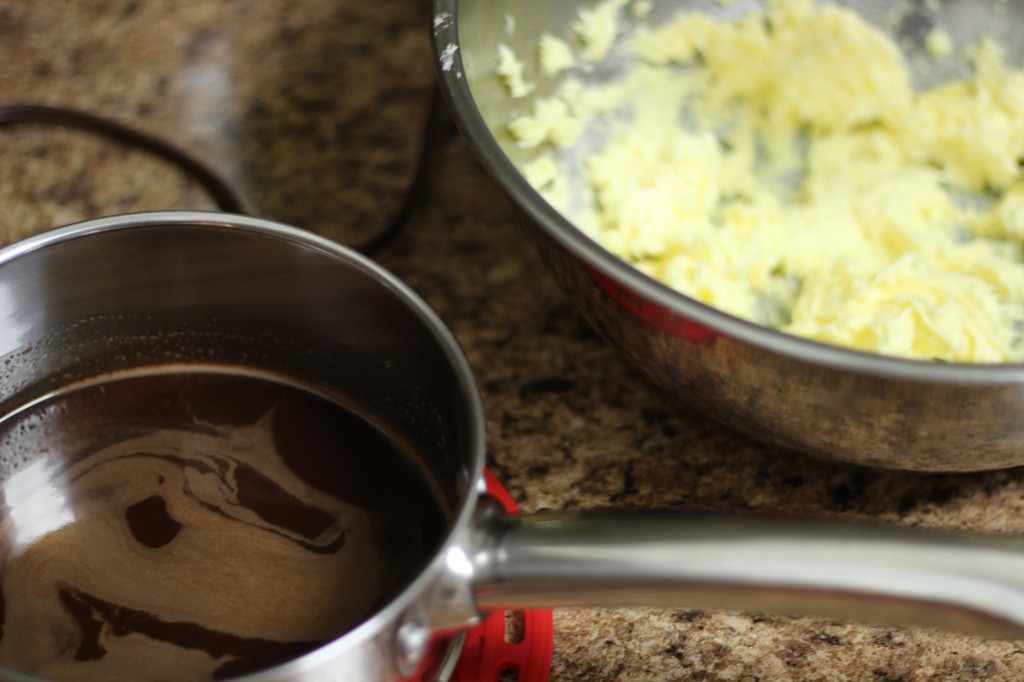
xmin=430 ymin=0 xmax=1024 ymax=472
xmin=4 ymin=213 xmax=1024 ymax=681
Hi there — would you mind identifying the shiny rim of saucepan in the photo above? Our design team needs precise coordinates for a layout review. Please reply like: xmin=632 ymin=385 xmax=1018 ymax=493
xmin=7 ymin=213 xmax=1024 ymax=681
xmin=427 ymin=0 xmax=1024 ymax=473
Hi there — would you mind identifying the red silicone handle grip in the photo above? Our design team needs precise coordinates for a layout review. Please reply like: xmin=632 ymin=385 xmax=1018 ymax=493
xmin=448 ymin=470 xmax=553 ymax=682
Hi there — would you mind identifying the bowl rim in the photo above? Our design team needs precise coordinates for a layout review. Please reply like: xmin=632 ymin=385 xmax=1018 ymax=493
xmin=430 ymin=0 xmax=1024 ymax=385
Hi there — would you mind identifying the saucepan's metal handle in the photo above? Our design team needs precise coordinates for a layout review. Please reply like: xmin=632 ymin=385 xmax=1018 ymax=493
xmin=467 ymin=503 xmax=1024 ymax=638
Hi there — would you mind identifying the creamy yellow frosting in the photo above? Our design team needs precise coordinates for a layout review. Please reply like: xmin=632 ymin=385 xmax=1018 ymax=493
xmin=505 ymin=0 xmax=1024 ymax=363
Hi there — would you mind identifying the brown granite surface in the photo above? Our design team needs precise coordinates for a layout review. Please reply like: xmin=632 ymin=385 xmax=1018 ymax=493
xmin=4 ymin=2 xmax=1024 ymax=681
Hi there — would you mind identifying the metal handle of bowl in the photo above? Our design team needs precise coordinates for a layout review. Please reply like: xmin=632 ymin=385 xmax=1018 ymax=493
xmin=468 ymin=504 xmax=1024 ymax=639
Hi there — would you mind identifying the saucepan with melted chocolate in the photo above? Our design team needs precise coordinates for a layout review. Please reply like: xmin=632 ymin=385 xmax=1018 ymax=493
xmin=5 ymin=212 xmax=1024 ymax=682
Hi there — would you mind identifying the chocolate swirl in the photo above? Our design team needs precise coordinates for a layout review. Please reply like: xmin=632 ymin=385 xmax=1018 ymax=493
xmin=0 ymin=370 xmax=447 ymax=681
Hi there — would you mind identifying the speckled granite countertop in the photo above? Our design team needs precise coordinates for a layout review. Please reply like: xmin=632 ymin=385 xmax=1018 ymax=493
xmin=5 ymin=2 xmax=1024 ymax=681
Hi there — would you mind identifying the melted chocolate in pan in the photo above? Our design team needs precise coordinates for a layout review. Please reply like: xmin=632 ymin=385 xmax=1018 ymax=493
xmin=0 ymin=368 xmax=449 ymax=681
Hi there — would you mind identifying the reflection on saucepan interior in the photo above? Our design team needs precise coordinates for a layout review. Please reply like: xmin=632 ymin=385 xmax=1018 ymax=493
xmin=0 ymin=366 xmax=449 ymax=681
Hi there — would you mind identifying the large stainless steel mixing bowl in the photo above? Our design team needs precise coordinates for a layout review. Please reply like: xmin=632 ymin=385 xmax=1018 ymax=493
xmin=431 ymin=0 xmax=1024 ymax=472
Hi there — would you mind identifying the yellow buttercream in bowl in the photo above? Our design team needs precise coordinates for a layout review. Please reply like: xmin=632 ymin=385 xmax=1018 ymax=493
xmin=504 ymin=0 xmax=1024 ymax=363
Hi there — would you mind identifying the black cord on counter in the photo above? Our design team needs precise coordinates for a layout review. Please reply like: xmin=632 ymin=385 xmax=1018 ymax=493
xmin=0 ymin=104 xmax=247 ymax=215
xmin=351 ymin=86 xmax=442 ymax=258
xmin=0 ymin=93 xmax=442 ymax=257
